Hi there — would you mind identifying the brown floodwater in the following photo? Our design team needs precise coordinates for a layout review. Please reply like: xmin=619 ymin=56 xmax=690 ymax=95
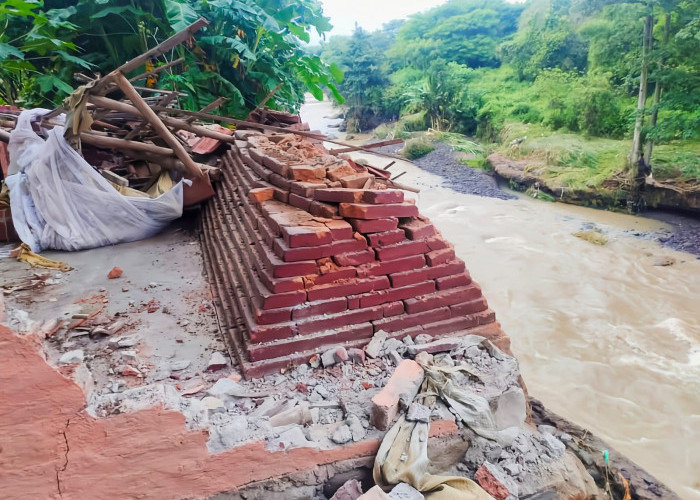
xmin=302 ymin=98 xmax=700 ymax=499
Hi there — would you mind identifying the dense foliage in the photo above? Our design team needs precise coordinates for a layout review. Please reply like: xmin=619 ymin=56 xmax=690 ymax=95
xmin=319 ymin=0 xmax=699 ymax=149
xmin=0 ymin=0 xmax=343 ymax=117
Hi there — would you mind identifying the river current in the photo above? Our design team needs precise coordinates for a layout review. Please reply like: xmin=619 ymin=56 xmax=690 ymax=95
xmin=301 ymin=98 xmax=700 ymax=499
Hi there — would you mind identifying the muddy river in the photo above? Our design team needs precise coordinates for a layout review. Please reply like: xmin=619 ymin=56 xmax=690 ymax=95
xmin=301 ymin=98 xmax=700 ymax=499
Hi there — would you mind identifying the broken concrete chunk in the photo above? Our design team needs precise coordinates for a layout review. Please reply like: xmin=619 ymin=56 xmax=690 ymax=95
xmin=120 ymin=365 xmax=142 ymax=377
xmin=388 ymin=483 xmax=425 ymax=500
xmin=331 ymin=424 xmax=353 ymax=444
xmin=371 ymin=359 xmax=425 ymax=430
xmin=206 ymin=351 xmax=228 ymax=371
xmin=407 ymin=337 xmax=462 ymax=356
xmin=405 ymin=402 xmax=431 ymax=423
xmin=201 ymin=396 xmax=226 ymax=413
xmin=267 ymin=426 xmax=314 ymax=451
xmin=541 ymin=432 xmax=566 ymax=457
xmin=358 ymin=486 xmax=391 ymax=500
xmin=169 ymin=360 xmax=191 ymax=372
xmin=413 ymin=334 xmax=433 ymax=345
xmin=321 ymin=348 xmax=339 ymax=368
xmin=109 ymin=335 xmax=139 ymax=348
xmin=346 ymin=414 xmax=366 ymax=442
xmin=493 ymin=387 xmax=527 ymax=430
xmin=269 ymin=402 xmax=312 ymax=427
xmin=388 ymin=350 xmax=403 ymax=366
xmin=207 ymin=377 xmax=266 ymax=399
xmin=365 ymin=330 xmax=388 ymax=359
xmin=59 ymin=349 xmax=84 ymax=364
xmin=347 ymin=347 xmax=365 ymax=364
xmin=121 ymin=350 xmax=138 ymax=363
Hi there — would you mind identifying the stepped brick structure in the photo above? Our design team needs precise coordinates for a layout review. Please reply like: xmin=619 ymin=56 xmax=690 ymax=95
xmin=201 ymin=129 xmax=509 ymax=377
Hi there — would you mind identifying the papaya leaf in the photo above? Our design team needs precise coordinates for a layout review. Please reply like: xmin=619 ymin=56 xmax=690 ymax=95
xmin=164 ymin=0 xmax=199 ymax=32
xmin=0 ymin=43 xmax=24 ymax=60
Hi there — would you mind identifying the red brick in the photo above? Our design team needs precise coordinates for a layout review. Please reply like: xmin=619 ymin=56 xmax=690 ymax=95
xmin=371 ymin=360 xmax=424 ymax=430
xmin=339 ymin=202 xmax=418 ymax=220
xmin=257 ymin=240 xmax=318 ymax=278
xmin=436 ymin=272 xmax=472 ymax=290
xmin=477 ymin=309 xmax=496 ymax=325
xmin=404 ymin=284 xmax=482 ymax=314
xmin=296 ymin=306 xmax=383 ymax=335
xmin=359 ymin=280 xmax=435 ymax=308
xmin=281 ymin=225 xmax=332 ymax=248
xmin=256 ymin=217 xmax=279 ymax=246
xmin=331 ymin=236 xmax=368 ymax=255
xmin=257 ymin=288 xmax=307 ymax=310
xmin=305 ymin=267 xmax=357 ymax=287
xmin=372 ymin=307 xmax=451 ymax=333
xmin=327 ymin=163 xmax=356 ymax=182
xmin=261 ymin=154 xmax=288 ymax=177
xmin=449 ymin=297 xmax=488 ymax=317
xmin=268 ymin=172 xmax=292 ymax=191
xmin=357 ymin=254 xmax=426 ymax=278
xmin=389 ymin=260 xmax=465 ymax=287
xmin=426 ymin=248 xmax=455 ymax=266
xmin=248 ymin=187 xmax=275 ymax=204
xmin=248 ymin=323 xmax=374 ymax=362
xmin=340 ymin=173 xmax=372 ymax=189
xmin=375 ymin=240 xmax=429 ymax=262
xmin=400 ymin=218 xmax=436 ymax=240
xmin=309 ymin=200 xmax=338 ymax=218
xmin=367 ymin=229 xmax=406 ymax=247
xmin=272 ymin=189 xmax=289 ymax=203
xmin=258 ymin=272 xmax=306 ymax=294
xmin=290 ymin=181 xmax=324 ymax=197
xmin=307 ymin=276 xmax=390 ymax=302
xmin=249 ymin=322 xmax=296 ymax=343
xmin=291 ymin=297 xmax=347 ymax=320
xmin=324 ymin=219 xmax=353 ymax=240
xmin=348 ymin=218 xmax=398 ymax=233
xmin=288 ymin=164 xmax=326 ymax=182
xmin=382 ymin=301 xmax=404 ymax=317
xmin=334 ymin=249 xmax=376 ymax=266
xmin=273 ymin=238 xmax=333 ymax=262
xmin=421 ymin=315 xmax=480 ymax=337
xmin=312 ymin=188 xmax=363 ymax=203
xmin=288 ymin=193 xmax=312 ymax=211
xmin=426 ymin=237 xmax=449 ymax=251
xmin=347 ymin=296 xmax=360 ymax=309
xmin=0 ymin=208 xmax=19 ymax=242
xmin=253 ymin=305 xmax=292 ymax=325
xmin=363 ymin=190 xmax=404 ymax=204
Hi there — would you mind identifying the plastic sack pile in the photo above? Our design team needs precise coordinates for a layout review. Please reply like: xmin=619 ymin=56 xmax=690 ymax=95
xmin=6 ymin=109 xmax=184 ymax=252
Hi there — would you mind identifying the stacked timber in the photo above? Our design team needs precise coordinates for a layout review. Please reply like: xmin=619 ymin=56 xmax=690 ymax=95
xmin=201 ymin=130 xmax=509 ymax=378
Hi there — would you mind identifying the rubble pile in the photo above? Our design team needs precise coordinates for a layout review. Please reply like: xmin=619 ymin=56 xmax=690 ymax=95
xmin=201 ymin=130 xmax=509 ymax=377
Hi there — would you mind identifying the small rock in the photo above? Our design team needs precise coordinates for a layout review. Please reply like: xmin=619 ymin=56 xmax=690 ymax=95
xmin=347 ymin=348 xmax=365 ymax=364
xmin=169 ymin=360 xmax=191 ymax=371
xmin=107 ymin=267 xmax=123 ymax=279
xmin=201 ymin=396 xmax=226 ymax=413
xmin=414 ymin=351 xmax=433 ymax=366
xmin=295 ymin=363 xmax=310 ymax=376
xmin=309 ymin=354 xmax=321 ymax=369
xmin=110 ymin=335 xmax=139 ymax=348
xmin=331 ymin=424 xmax=353 ymax=444
xmin=542 ymin=432 xmax=566 ymax=457
xmin=335 ymin=346 xmax=349 ymax=363
xmin=560 ymin=433 xmax=572 ymax=443
xmin=121 ymin=365 xmax=142 ymax=377
xmin=406 ymin=402 xmax=431 ymax=423
xmin=537 ymin=424 xmax=557 ymax=436
xmin=206 ymin=352 xmax=228 ymax=371
xmin=347 ymin=414 xmax=365 ymax=442
xmin=59 ymin=349 xmax=84 ymax=364
xmin=322 ymin=347 xmax=339 ymax=367
xmin=121 ymin=350 xmax=138 ymax=363
xmin=402 ymin=335 xmax=415 ymax=345
xmin=501 ymin=461 xmax=521 ymax=476
xmin=388 ymin=482 xmax=425 ymax=499
xmin=365 ymin=330 xmax=388 ymax=358
xmin=330 ymin=479 xmax=363 ymax=500
xmin=314 ymin=384 xmax=330 ymax=399
xmin=414 ymin=334 xmax=433 ymax=345
xmin=388 ymin=350 xmax=403 ymax=366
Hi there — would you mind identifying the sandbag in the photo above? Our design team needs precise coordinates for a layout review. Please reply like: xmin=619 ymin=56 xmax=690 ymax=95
xmin=6 ymin=109 xmax=184 ymax=252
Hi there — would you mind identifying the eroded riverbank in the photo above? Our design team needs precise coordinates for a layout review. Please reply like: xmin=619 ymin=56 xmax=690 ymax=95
xmin=301 ymin=99 xmax=700 ymax=499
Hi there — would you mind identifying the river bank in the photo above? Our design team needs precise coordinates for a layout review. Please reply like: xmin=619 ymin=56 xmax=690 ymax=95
xmin=302 ymin=98 xmax=699 ymax=499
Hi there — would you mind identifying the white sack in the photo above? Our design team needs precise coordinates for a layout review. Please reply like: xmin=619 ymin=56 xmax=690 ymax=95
xmin=6 ymin=109 xmax=184 ymax=252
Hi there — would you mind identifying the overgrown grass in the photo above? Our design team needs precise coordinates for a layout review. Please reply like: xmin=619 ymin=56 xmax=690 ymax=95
xmin=401 ymin=137 xmax=435 ymax=160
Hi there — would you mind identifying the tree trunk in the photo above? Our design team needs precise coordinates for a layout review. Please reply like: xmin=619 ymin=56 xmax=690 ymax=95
xmin=645 ymin=13 xmax=671 ymax=164
xmin=630 ymin=14 xmax=653 ymax=178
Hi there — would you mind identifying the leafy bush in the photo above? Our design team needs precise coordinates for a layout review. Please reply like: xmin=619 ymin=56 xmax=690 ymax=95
xmin=401 ymin=137 xmax=435 ymax=159
xmin=510 ymin=103 xmax=542 ymax=124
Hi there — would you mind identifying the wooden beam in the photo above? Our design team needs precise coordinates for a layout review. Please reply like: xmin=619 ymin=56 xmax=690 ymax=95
xmin=89 ymin=95 xmax=237 ymax=145
xmin=128 ymin=57 xmax=185 ymax=82
xmin=113 ymin=72 xmax=202 ymax=177
xmin=80 ymin=132 xmax=174 ymax=156
xmin=124 ymin=91 xmax=179 ymax=141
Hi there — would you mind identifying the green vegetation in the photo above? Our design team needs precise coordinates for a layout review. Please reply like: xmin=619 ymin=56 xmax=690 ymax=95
xmin=318 ymin=0 xmax=700 ymax=191
xmin=0 ymin=0 xmax=342 ymax=117
xmin=401 ymin=137 xmax=435 ymax=160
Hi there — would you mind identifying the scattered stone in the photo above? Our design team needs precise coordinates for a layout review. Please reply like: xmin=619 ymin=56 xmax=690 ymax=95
xmin=413 ymin=334 xmax=433 ymax=345
xmin=402 ymin=335 xmax=414 ymax=345
xmin=541 ymin=432 xmax=566 ymax=457
xmin=121 ymin=350 xmax=138 ymax=363
xmin=537 ymin=424 xmax=557 ymax=436
xmin=493 ymin=387 xmax=527 ymax=430
xmin=322 ymin=348 xmax=339 ymax=367
xmin=388 ymin=482 xmax=425 ymax=499
xmin=330 ymin=479 xmax=364 ymax=500
xmin=206 ymin=352 xmax=228 ymax=371
xmin=346 ymin=414 xmax=366 ymax=442
xmin=388 ymin=350 xmax=403 ymax=366
xmin=475 ymin=462 xmax=518 ymax=500
xmin=267 ymin=426 xmax=314 ymax=451
xmin=331 ymin=424 xmax=353 ymax=444
xmin=433 ymin=353 xmax=455 ymax=367
xmin=207 ymin=416 xmax=248 ymax=452
xmin=107 ymin=267 xmax=123 ymax=279
xmin=414 ymin=352 xmax=433 ymax=367
xmin=309 ymin=354 xmax=321 ymax=368
xmin=405 ymin=402 xmax=431 ymax=423
xmin=314 ymin=384 xmax=330 ymax=399
xmin=121 ymin=365 xmax=142 ymax=377
xmin=109 ymin=335 xmax=139 ymax=348
xmin=201 ymin=396 xmax=226 ymax=413
xmin=335 ymin=346 xmax=349 ymax=363
xmin=169 ymin=360 xmax=191 ymax=371
xmin=347 ymin=348 xmax=366 ymax=364
xmin=365 ymin=330 xmax=388 ymax=358
xmin=269 ymin=402 xmax=312 ymax=427
xmin=59 ymin=349 xmax=84 ymax=364
xmin=407 ymin=337 xmax=462 ymax=356
xmin=358 ymin=486 xmax=391 ymax=499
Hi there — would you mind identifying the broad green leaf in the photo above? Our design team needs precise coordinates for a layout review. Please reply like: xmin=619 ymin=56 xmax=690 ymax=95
xmin=165 ymin=0 xmax=199 ymax=32
xmin=328 ymin=63 xmax=344 ymax=83
xmin=0 ymin=43 xmax=24 ymax=60
xmin=55 ymin=50 xmax=95 ymax=69
xmin=90 ymin=6 xmax=149 ymax=20
xmin=307 ymin=82 xmax=323 ymax=101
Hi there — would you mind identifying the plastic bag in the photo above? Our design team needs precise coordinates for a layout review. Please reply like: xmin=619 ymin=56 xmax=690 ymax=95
xmin=6 ymin=109 xmax=184 ymax=252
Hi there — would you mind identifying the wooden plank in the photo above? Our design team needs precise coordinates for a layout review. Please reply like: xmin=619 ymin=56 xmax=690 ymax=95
xmin=80 ymin=132 xmax=173 ymax=156
xmin=113 ymin=72 xmax=202 ymax=177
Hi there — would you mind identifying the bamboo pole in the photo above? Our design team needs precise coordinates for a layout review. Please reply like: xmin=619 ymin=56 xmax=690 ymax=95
xmin=113 ymin=72 xmax=202 ymax=177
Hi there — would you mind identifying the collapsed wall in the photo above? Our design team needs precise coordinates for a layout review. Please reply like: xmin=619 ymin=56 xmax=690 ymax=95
xmin=201 ymin=129 xmax=509 ymax=377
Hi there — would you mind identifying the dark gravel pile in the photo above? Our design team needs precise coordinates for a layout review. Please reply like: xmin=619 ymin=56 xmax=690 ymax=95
xmin=411 ymin=143 xmax=516 ymax=200
xmin=646 ymin=210 xmax=700 ymax=256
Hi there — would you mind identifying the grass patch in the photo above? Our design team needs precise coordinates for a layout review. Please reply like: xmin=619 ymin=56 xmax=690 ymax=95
xmin=401 ymin=137 xmax=435 ymax=160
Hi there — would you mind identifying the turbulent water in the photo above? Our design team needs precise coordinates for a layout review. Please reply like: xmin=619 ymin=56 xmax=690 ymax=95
xmin=301 ymin=98 xmax=700 ymax=499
